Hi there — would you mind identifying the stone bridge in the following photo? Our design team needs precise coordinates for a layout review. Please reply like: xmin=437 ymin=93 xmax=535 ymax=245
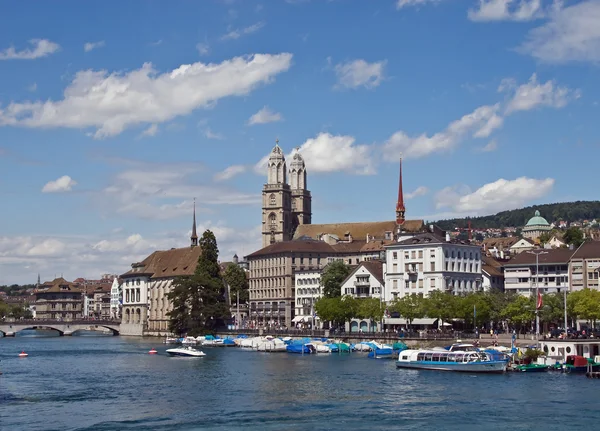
xmin=0 ymin=319 xmax=121 ymax=336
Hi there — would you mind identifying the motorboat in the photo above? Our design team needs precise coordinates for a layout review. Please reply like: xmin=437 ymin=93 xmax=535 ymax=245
xmin=164 ymin=337 xmax=179 ymax=344
xmin=166 ymin=346 xmax=206 ymax=357
xmin=396 ymin=349 xmax=507 ymax=373
xmin=255 ymin=339 xmax=287 ymax=352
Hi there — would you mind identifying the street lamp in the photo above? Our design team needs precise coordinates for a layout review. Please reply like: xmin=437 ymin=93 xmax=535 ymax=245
xmin=526 ymin=249 xmax=548 ymax=339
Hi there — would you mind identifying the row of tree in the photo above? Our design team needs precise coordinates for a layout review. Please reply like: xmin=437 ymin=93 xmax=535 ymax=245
xmin=166 ymin=230 xmax=248 ymax=336
xmin=314 ymin=257 xmax=600 ymax=331
xmin=434 ymin=200 xmax=600 ymax=230
xmin=0 ymin=301 xmax=33 ymax=319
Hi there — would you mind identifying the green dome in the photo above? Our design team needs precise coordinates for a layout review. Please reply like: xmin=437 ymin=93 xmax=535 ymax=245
xmin=525 ymin=210 xmax=550 ymax=227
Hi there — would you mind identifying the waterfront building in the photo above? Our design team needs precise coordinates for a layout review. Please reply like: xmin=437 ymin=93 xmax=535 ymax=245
xmin=340 ymin=260 xmax=385 ymax=332
xmin=221 ymin=255 xmax=250 ymax=329
xmin=522 ymin=210 xmax=552 ymax=240
xmin=503 ymin=248 xmax=573 ymax=296
xmin=293 ymin=268 xmax=322 ymax=328
xmin=247 ymin=155 xmax=424 ymax=328
xmin=119 ymin=204 xmax=202 ymax=336
xmin=569 ymin=241 xmax=600 ymax=291
xmin=110 ymin=277 xmax=122 ymax=319
xmin=34 ymin=277 xmax=83 ymax=321
xmin=384 ymin=232 xmax=483 ymax=300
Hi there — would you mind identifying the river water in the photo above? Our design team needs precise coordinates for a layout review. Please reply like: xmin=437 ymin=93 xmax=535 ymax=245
xmin=1 ymin=336 xmax=599 ymax=431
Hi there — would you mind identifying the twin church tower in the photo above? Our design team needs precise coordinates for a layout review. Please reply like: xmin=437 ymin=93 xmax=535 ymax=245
xmin=262 ymin=140 xmax=312 ymax=247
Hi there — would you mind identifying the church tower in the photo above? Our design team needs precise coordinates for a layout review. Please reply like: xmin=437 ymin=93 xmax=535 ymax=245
xmin=289 ymin=148 xmax=312 ymax=235
xmin=262 ymin=140 xmax=292 ymax=247
xmin=396 ymin=157 xmax=406 ymax=226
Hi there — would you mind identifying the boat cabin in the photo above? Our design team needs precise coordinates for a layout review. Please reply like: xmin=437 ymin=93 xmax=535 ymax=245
xmin=400 ymin=350 xmax=489 ymax=363
xmin=538 ymin=339 xmax=600 ymax=364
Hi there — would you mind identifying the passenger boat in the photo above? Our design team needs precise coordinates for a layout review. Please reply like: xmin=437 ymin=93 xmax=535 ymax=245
xmin=396 ymin=349 xmax=508 ymax=373
xmin=166 ymin=346 xmax=206 ymax=357
xmin=563 ymin=355 xmax=600 ymax=373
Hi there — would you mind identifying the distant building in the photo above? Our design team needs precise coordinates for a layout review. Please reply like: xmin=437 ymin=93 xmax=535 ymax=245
xmin=340 ymin=260 xmax=385 ymax=332
xmin=35 ymin=277 xmax=83 ymax=321
xmin=482 ymin=256 xmax=505 ymax=291
xmin=522 ymin=210 xmax=552 ymax=240
xmin=503 ymin=249 xmax=573 ymax=296
xmin=510 ymin=238 xmax=535 ymax=254
xmin=569 ymin=241 xmax=600 ymax=291
xmin=110 ymin=277 xmax=122 ymax=319
xmin=293 ymin=269 xmax=322 ymax=328
xmin=545 ymin=235 xmax=566 ymax=249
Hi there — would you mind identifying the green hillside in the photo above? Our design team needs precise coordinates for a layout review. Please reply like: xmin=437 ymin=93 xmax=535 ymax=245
xmin=433 ymin=201 xmax=600 ymax=230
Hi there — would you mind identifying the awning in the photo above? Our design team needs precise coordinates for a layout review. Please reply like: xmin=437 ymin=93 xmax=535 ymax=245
xmin=292 ymin=316 xmax=303 ymax=323
xmin=384 ymin=318 xmax=437 ymax=325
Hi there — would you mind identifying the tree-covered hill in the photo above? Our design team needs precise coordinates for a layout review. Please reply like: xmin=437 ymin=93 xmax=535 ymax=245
xmin=433 ymin=201 xmax=600 ymax=230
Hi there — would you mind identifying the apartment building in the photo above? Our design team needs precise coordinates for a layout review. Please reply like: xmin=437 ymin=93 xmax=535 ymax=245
xmin=570 ymin=241 xmax=600 ymax=291
xmin=503 ymin=249 xmax=573 ymax=296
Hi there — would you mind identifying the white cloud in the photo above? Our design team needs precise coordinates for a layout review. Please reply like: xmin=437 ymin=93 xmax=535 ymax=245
xmin=383 ymin=104 xmax=503 ymax=159
xmin=518 ymin=0 xmax=600 ymax=63
xmin=196 ymin=42 xmax=210 ymax=56
xmin=332 ymin=59 xmax=387 ymax=89
xmin=478 ymin=139 xmax=498 ymax=152
xmin=28 ymin=82 xmax=37 ymax=92
xmin=396 ymin=0 xmax=442 ymax=9
xmin=101 ymin=161 xmax=258 ymax=220
xmin=0 ymin=39 xmax=60 ymax=60
xmin=468 ymin=0 xmax=545 ymax=22
xmin=214 ymin=165 xmax=247 ymax=181
xmin=140 ymin=123 xmax=158 ymax=137
xmin=84 ymin=41 xmax=105 ymax=52
xmin=0 ymin=53 xmax=293 ymax=138
xmin=221 ymin=22 xmax=265 ymax=40
xmin=203 ymin=127 xmax=224 ymax=140
xmin=42 ymin=175 xmax=77 ymax=193
xmin=405 ymin=186 xmax=429 ymax=199
xmin=434 ymin=177 xmax=555 ymax=214
xmin=502 ymin=73 xmax=580 ymax=114
xmin=247 ymin=106 xmax=282 ymax=125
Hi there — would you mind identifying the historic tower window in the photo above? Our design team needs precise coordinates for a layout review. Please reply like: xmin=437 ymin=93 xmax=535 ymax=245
xmin=269 ymin=213 xmax=277 ymax=231
xmin=270 ymin=194 xmax=276 ymax=206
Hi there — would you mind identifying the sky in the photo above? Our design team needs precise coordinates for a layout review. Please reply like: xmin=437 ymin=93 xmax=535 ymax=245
xmin=1 ymin=0 xmax=599 ymax=285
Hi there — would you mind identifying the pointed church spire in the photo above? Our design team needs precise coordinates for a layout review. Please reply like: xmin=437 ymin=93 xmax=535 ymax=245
xmin=191 ymin=198 xmax=198 ymax=247
xmin=396 ymin=157 xmax=406 ymax=226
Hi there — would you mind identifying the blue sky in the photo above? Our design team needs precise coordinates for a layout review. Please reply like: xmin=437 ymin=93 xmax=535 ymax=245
xmin=1 ymin=0 xmax=599 ymax=284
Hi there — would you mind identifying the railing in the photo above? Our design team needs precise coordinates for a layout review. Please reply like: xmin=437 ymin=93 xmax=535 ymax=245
xmin=0 ymin=318 xmax=121 ymax=325
xmin=354 ymin=281 xmax=370 ymax=287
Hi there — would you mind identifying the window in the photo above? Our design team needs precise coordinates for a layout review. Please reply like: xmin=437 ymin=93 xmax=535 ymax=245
xmin=269 ymin=194 xmax=276 ymax=206
xmin=430 ymin=262 xmax=435 ymax=271
xmin=430 ymin=279 xmax=435 ymax=288
xmin=411 ymin=251 xmax=416 ymax=259
xmin=418 ymin=279 xmax=423 ymax=289
xmin=405 ymin=281 xmax=410 ymax=289
xmin=392 ymin=263 xmax=398 ymax=272
xmin=269 ymin=213 xmax=277 ymax=230
xmin=393 ymin=279 xmax=398 ymax=288
xmin=418 ymin=250 xmax=423 ymax=258
xmin=393 ymin=252 xmax=398 ymax=260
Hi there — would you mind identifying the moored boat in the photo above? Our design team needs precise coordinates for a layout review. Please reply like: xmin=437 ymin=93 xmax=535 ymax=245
xmin=396 ymin=349 xmax=507 ymax=373
xmin=166 ymin=346 xmax=206 ymax=357
xmin=513 ymin=363 xmax=549 ymax=372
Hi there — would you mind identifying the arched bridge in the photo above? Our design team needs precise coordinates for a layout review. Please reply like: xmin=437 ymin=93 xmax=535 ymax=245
xmin=0 ymin=319 xmax=121 ymax=336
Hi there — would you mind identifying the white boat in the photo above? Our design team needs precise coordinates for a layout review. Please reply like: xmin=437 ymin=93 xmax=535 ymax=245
xmin=396 ymin=349 xmax=507 ymax=373
xmin=181 ymin=336 xmax=198 ymax=345
xmin=166 ymin=346 xmax=206 ymax=357
xmin=164 ymin=336 xmax=179 ymax=344
xmin=254 ymin=339 xmax=287 ymax=352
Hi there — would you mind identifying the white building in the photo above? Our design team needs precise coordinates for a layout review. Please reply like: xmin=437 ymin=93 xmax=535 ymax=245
xmin=340 ymin=260 xmax=385 ymax=332
xmin=384 ymin=232 xmax=483 ymax=300
xmin=293 ymin=269 xmax=322 ymax=328
xmin=503 ymin=248 xmax=573 ymax=296
xmin=482 ymin=256 xmax=505 ymax=292
xmin=110 ymin=277 xmax=122 ymax=319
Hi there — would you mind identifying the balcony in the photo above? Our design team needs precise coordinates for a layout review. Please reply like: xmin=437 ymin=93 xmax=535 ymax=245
xmin=354 ymin=280 xmax=370 ymax=287
xmin=406 ymin=266 xmax=418 ymax=274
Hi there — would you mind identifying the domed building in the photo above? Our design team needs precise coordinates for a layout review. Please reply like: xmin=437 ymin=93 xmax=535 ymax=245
xmin=522 ymin=210 xmax=551 ymax=240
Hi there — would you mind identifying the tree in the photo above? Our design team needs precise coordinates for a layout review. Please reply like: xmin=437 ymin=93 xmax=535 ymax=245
xmin=314 ymin=297 xmax=346 ymax=328
xmin=539 ymin=293 xmax=565 ymax=326
xmin=569 ymin=288 xmax=600 ymax=324
xmin=357 ymin=298 xmax=384 ymax=331
xmin=538 ymin=232 xmax=552 ymax=245
xmin=563 ymin=227 xmax=584 ymax=247
xmin=389 ymin=294 xmax=426 ymax=330
xmin=501 ymin=295 xmax=535 ymax=333
xmin=223 ymin=264 xmax=249 ymax=304
xmin=320 ymin=260 xmax=351 ymax=298
xmin=166 ymin=229 xmax=229 ymax=335
xmin=424 ymin=291 xmax=457 ymax=326
xmin=457 ymin=293 xmax=490 ymax=329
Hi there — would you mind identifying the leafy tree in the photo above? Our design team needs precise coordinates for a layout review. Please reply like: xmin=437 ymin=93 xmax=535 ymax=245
xmin=320 ymin=260 xmax=351 ymax=298
xmin=456 ymin=293 xmax=490 ymax=329
xmin=389 ymin=294 xmax=426 ymax=329
xmin=424 ymin=291 xmax=457 ymax=326
xmin=569 ymin=288 xmax=600 ymax=323
xmin=0 ymin=300 xmax=11 ymax=318
xmin=314 ymin=296 xmax=346 ymax=328
xmin=484 ymin=289 xmax=517 ymax=324
xmin=166 ymin=230 xmax=229 ymax=335
xmin=223 ymin=264 xmax=249 ymax=304
xmin=501 ymin=295 xmax=534 ymax=332
xmin=563 ymin=227 xmax=584 ymax=248
xmin=357 ymin=298 xmax=384 ymax=331
xmin=539 ymin=293 xmax=565 ymax=326
xmin=538 ymin=232 xmax=552 ymax=245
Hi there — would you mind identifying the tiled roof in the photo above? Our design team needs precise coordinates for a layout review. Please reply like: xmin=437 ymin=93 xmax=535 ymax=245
xmin=341 ymin=260 xmax=385 ymax=287
xmin=396 ymin=232 xmax=446 ymax=245
xmin=360 ymin=240 xmax=393 ymax=252
xmin=330 ymin=240 xmax=368 ymax=253
xmin=482 ymin=237 xmax=519 ymax=249
xmin=504 ymin=248 xmax=575 ymax=266
xmin=571 ymin=241 xmax=600 ymax=260
xmin=482 ymin=255 xmax=503 ymax=269
xmin=121 ymin=246 xmax=202 ymax=279
xmin=246 ymin=239 xmax=334 ymax=258
xmin=38 ymin=277 xmax=82 ymax=294
xmin=293 ymin=220 xmax=424 ymax=241
xmin=482 ymin=265 xmax=503 ymax=277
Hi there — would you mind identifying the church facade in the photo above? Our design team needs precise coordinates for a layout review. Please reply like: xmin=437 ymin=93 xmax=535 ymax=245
xmin=262 ymin=142 xmax=312 ymax=247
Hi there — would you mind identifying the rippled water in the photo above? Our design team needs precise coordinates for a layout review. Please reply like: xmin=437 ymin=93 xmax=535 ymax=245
xmin=1 ymin=336 xmax=599 ymax=430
